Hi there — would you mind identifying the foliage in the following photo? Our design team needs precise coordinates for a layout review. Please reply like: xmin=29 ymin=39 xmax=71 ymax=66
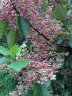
xmin=0 ymin=0 xmax=72 ymax=96
xmin=0 ymin=42 xmax=30 ymax=72
xmin=0 ymin=20 xmax=8 ymax=39
xmin=0 ymin=65 xmax=17 ymax=96
xmin=8 ymin=59 xmax=30 ymax=72
xmin=34 ymin=83 xmax=48 ymax=96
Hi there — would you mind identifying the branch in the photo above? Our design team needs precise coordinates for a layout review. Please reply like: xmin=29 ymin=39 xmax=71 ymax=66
xmin=30 ymin=23 xmax=69 ymax=48
xmin=12 ymin=3 xmax=68 ymax=48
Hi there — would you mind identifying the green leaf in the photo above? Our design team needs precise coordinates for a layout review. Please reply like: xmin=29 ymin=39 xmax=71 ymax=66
xmin=38 ymin=0 xmax=48 ymax=16
xmin=17 ymin=16 xmax=23 ymax=38
xmin=45 ymin=80 xmax=51 ymax=88
xmin=0 ymin=57 xmax=10 ymax=64
xmin=68 ymin=35 xmax=72 ymax=47
xmin=25 ymin=40 xmax=31 ymax=47
xmin=38 ymin=8 xmax=45 ymax=16
xmin=68 ymin=0 xmax=72 ymax=8
xmin=7 ymin=29 xmax=16 ymax=48
xmin=34 ymin=83 xmax=49 ymax=96
xmin=17 ymin=16 xmax=30 ymax=36
xmin=21 ymin=90 xmax=34 ymax=96
xmin=52 ymin=4 xmax=67 ymax=21
xmin=0 ymin=20 xmax=8 ymax=38
xmin=68 ymin=25 xmax=72 ymax=32
xmin=52 ymin=19 xmax=58 ymax=23
xmin=56 ymin=46 xmax=67 ymax=53
xmin=9 ymin=44 xmax=19 ymax=57
xmin=8 ymin=59 xmax=30 ymax=72
xmin=55 ymin=37 xmax=64 ymax=45
xmin=42 ymin=0 xmax=48 ymax=10
xmin=61 ymin=83 xmax=64 ymax=89
xmin=64 ymin=91 xmax=70 ymax=96
xmin=0 ymin=46 xmax=9 ymax=56
xmin=68 ymin=55 xmax=72 ymax=68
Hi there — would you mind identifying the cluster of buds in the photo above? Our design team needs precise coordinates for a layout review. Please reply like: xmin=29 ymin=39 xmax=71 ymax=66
xmin=16 ymin=42 xmax=27 ymax=60
xmin=0 ymin=0 xmax=18 ymax=29
xmin=49 ymin=0 xmax=58 ymax=8
xmin=9 ymin=91 xmax=18 ymax=96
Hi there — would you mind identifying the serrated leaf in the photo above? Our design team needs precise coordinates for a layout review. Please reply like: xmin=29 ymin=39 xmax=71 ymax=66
xmin=34 ymin=83 xmax=49 ymax=96
xmin=17 ymin=16 xmax=30 ymax=36
xmin=0 ymin=46 xmax=9 ymax=56
xmin=8 ymin=59 xmax=30 ymax=72
xmin=0 ymin=20 xmax=8 ymax=38
xmin=9 ymin=44 xmax=19 ymax=57
xmin=7 ymin=29 xmax=16 ymax=48
xmin=52 ymin=4 xmax=67 ymax=21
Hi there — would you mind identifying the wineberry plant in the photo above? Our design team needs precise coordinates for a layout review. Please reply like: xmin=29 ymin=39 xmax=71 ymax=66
xmin=0 ymin=0 xmax=72 ymax=96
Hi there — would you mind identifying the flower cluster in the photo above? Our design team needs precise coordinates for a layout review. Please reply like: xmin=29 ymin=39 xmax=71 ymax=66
xmin=15 ymin=33 xmax=64 ymax=94
xmin=49 ymin=0 xmax=58 ymax=8
xmin=16 ymin=0 xmax=61 ymax=41
xmin=0 ymin=0 xmax=65 ymax=96
xmin=0 ymin=0 xmax=18 ymax=29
